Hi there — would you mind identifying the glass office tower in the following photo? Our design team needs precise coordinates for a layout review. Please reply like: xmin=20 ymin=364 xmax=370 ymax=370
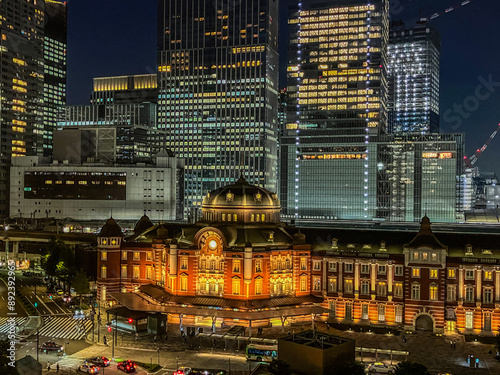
xmin=42 ymin=0 xmax=67 ymax=157
xmin=283 ymin=0 xmax=389 ymax=220
xmin=286 ymin=0 xmax=389 ymax=133
xmin=281 ymin=133 xmax=464 ymax=223
xmin=157 ymin=0 xmax=279 ymax=219
xmin=387 ymin=20 xmax=440 ymax=134
xmin=0 ymin=0 xmax=67 ymax=217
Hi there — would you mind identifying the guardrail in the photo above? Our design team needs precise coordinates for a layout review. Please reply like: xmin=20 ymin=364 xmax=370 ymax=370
xmin=356 ymin=347 xmax=409 ymax=363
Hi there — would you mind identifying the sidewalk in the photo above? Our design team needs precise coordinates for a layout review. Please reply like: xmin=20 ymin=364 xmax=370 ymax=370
xmin=82 ymin=320 xmax=500 ymax=375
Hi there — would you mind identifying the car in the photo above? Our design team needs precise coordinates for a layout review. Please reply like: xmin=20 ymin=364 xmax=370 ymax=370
xmin=56 ymin=289 xmax=64 ymax=295
xmin=174 ymin=367 xmax=192 ymax=375
xmin=367 ymin=362 xmax=396 ymax=374
xmin=117 ymin=360 xmax=137 ymax=373
xmin=74 ymin=307 xmax=86 ymax=319
xmin=62 ymin=294 xmax=72 ymax=303
xmin=86 ymin=356 xmax=110 ymax=367
xmin=39 ymin=341 xmax=64 ymax=353
xmin=78 ymin=363 xmax=100 ymax=374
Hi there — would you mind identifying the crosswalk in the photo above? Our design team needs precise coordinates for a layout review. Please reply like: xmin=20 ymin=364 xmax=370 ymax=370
xmin=38 ymin=316 xmax=93 ymax=340
xmin=0 ymin=317 xmax=28 ymax=335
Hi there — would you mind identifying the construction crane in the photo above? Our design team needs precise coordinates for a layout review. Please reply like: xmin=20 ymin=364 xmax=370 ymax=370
xmin=422 ymin=0 xmax=476 ymax=21
xmin=463 ymin=123 xmax=500 ymax=168
xmin=418 ymin=0 xmax=496 ymax=169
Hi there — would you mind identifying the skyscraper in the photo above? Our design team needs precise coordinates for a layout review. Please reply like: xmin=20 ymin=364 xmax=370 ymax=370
xmin=0 ymin=0 xmax=67 ymax=217
xmin=387 ymin=20 xmax=440 ymax=134
xmin=286 ymin=0 xmax=389 ymax=134
xmin=42 ymin=0 xmax=67 ymax=156
xmin=157 ymin=0 xmax=279 ymax=218
xmin=283 ymin=0 xmax=389 ymax=221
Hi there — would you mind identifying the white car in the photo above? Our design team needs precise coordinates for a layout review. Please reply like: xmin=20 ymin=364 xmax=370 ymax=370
xmin=367 ymin=362 xmax=396 ymax=374
xmin=78 ymin=363 xmax=100 ymax=374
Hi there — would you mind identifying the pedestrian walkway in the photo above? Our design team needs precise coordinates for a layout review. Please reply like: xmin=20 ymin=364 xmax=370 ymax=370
xmin=0 ymin=317 xmax=28 ymax=335
xmin=38 ymin=316 xmax=92 ymax=340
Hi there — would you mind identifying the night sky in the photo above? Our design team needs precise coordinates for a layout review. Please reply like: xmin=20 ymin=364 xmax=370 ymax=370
xmin=67 ymin=0 xmax=500 ymax=174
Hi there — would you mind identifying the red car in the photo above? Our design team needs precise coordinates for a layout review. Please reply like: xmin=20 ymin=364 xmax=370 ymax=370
xmin=117 ymin=360 xmax=137 ymax=373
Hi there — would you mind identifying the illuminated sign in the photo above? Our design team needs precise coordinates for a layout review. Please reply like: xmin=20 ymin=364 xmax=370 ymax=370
xmin=300 ymin=154 xmax=367 ymax=160
xmin=422 ymin=152 xmax=454 ymax=159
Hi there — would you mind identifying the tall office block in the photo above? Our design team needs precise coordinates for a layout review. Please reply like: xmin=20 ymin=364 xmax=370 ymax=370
xmin=91 ymin=74 xmax=158 ymax=106
xmin=157 ymin=0 xmax=280 ymax=218
xmin=59 ymin=74 xmax=164 ymax=165
xmin=287 ymin=0 xmax=389 ymax=133
xmin=284 ymin=0 xmax=389 ymax=221
xmin=42 ymin=0 xmax=67 ymax=156
xmin=387 ymin=20 xmax=440 ymax=134
xmin=280 ymin=133 xmax=464 ymax=223
xmin=0 ymin=0 xmax=67 ymax=217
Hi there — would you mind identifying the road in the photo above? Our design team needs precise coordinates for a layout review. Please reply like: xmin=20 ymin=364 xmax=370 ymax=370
xmin=51 ymin=342 xmax=258 ymax=375
xmin=0 ymin=270 xmax=28 ymax=317
xmin=15 ymin=271 xmax=72 ymax=316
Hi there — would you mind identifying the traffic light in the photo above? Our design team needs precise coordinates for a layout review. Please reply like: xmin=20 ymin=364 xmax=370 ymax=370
xmin=49 ymin=294 xmax=52 ymax=299
xmin=128 ymin=318 xmax=133 ymax=324
xmin=34 ymin=302 xmax=38 ymax=308
xmin=107 ymin=326 xmax=112 ymax=332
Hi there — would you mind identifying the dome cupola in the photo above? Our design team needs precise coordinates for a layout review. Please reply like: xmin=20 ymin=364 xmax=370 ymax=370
xmin=201 ymin=176 xmax=280 ymax=224
xmin=134 ymin=214 xmax=154 ymax=234
xmin=98 ymin=217 xmax=123 ymax=248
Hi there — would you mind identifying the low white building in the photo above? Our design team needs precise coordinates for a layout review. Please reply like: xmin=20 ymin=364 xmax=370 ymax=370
xmin=10 ymin=152 xmax=183 ymax=221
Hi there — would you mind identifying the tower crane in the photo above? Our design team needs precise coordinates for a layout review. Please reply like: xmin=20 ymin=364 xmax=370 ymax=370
xmin=463 ymin=123 xmax=500 ymax=168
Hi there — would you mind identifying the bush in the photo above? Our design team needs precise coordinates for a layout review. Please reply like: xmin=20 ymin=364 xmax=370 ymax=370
xmin=136 ymin=361 xmax=162 ymax=372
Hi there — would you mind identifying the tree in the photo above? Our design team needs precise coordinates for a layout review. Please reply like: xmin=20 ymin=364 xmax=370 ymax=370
xmin=394 ymin=361 xmax=431 ymax=375
xmin=73 ymin=271 xmax=90 ymax=306
xmin=335 ymin=361 xmax=365 ymax=375
xmin=268 ymin=359 xmax=291 ymax=375
xmin=41 ymin=238 xmax=76 ymax=291
xmin=0 ymin=340 xmax=20 ymax=375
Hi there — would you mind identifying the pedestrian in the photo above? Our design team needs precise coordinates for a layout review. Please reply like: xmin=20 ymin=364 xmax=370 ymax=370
xmin=453 ymin=340 xmax=456 ymax=349
xmin=103 ymin=335 xmax=107 ymax=346
xmin=450 ymin=339 xmax=453 ymax=349
xmin=57 ymin=363 xmax=59 ymax=372
xmin=47 ymin=361 xmax=51 ymax=371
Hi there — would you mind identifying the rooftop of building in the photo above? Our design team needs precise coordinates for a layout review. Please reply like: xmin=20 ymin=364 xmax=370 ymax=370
xmin=279 ymin=330 xmax=354 ymax=350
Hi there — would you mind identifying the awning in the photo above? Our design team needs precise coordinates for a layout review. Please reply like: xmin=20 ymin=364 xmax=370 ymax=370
xmin=105 ymin=306 xmax=148 ymax=320
xmin=109 ymin=292 xmax=329 ymax=321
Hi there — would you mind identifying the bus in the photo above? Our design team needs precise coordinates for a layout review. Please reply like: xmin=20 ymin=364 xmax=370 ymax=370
xmin=245 ymin=344 xmax=278 ymax=362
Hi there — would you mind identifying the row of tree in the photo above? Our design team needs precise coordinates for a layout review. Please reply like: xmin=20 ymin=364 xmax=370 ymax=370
xmin=41 ymin=238 xmax=90 ymax=305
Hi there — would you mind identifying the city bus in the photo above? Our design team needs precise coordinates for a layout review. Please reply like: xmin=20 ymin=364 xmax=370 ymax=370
xmin=245 ymin=344 xmax=278 ymax=362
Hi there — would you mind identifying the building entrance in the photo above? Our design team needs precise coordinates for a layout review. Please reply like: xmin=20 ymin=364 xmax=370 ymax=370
xmin=415 ymin=315 xmax=433 ymax=331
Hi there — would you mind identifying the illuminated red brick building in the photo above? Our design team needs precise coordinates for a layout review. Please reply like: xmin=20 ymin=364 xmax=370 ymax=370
xmin=97 ymin=177 xmax=500 ymax=335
